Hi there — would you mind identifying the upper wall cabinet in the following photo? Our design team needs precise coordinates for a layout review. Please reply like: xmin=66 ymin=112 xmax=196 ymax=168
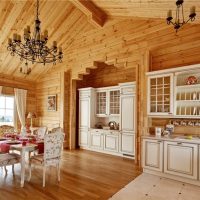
xmin=147 ymin=64 xmax=200 ymax=118
xmin=174 ymin=70 xmax=200 ymax=118
xmin=147 ymin=73 xmax=174 ymax=116
xmin=96 ymin=87 xmax=120 ymax=117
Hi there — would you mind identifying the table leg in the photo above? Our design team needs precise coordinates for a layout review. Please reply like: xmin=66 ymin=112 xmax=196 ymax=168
xmin=20 ymin=149 xmax=25 ymax=187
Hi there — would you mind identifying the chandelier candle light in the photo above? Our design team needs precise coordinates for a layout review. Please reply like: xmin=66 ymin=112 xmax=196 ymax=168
xmin=7 ymin=0 xmax=63 ymax=74
xmin=166 ymin=0 xmax=196 ymax=32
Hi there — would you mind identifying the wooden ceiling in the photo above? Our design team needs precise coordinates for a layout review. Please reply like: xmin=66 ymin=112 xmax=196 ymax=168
xmin=0 ymin=0 xmax=199 ymax=81
xmin=0 ymin=0 xmax=94 ymax=81
xmin=93 ymin=0 xmax=200 ymax=22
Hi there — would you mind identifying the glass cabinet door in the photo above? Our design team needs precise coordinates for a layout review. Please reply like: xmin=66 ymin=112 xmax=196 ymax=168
xmin=149 ymin=74 xmax=172 ymax=115
xmin=109 ymin=90 xmax=120 ymax=115
xmin=96 ymin=91 xmax=107 ymax=115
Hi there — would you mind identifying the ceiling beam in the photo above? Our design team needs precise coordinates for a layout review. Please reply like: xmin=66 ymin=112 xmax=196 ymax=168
xmin=70 ymin=0 xmax=107 ymax=28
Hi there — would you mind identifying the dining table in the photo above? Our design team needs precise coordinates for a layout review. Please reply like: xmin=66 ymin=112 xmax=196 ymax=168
xmin=0 ymin=134 xmax=44 ymax=187
xmin=10 ymin=143 xmax=38 ymax=187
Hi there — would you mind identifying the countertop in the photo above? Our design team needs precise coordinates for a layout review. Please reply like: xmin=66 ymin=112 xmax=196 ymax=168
xmin=142 ymin=134 xmax=200 ymax=145
xmin=89 ymin=128 xmax=120 ymax=133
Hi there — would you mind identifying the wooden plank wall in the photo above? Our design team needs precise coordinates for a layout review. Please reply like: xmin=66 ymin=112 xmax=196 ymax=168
xmin=36 ymin=71 xmax=61 ymax=128
xmin=77 ymin=63 xmax=136 ymax=88
xmin=64 ymin=19 xmax=200 ymax=80
xmin=35 ymin=18 xmax=200 ymax=160
xmin=35 ymin=70 xmax=71 ymax=147
xmin=0 ymin=76 xmax=36 ymax=128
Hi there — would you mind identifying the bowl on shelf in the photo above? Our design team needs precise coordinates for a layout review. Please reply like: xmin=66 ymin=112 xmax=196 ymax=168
xmin=185 ymin=76 xmax=198 ymax=85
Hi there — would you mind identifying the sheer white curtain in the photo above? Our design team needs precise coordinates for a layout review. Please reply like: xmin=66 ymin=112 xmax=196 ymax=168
xmin=14 ymin=89 xmax=27 ymax=136
xmin=13 ymin=101 xmax=18 ymax=131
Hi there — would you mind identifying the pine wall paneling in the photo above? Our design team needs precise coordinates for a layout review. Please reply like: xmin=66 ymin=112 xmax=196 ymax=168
xmin=34 ymin=18 xmax=200 ymax=163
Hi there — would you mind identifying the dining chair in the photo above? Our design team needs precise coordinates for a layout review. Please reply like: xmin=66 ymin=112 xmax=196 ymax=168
xmin=28 ymin=132 xmax=65 ymax=187
xmin=51 ymin=127 xmax=63 ymax=133
xmin=36 ymin=126 xmax=47 ymax=139
xmin=0 ymin=153 xmax=21 ymax=174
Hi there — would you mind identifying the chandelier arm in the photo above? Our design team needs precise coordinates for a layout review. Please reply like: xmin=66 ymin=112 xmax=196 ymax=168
xmin=36 ymin=0 xmax=39 ymax=20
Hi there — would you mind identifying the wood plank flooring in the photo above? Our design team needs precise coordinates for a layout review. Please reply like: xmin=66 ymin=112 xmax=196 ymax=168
xmin=0 ymin=150 xmax=141 ymax=200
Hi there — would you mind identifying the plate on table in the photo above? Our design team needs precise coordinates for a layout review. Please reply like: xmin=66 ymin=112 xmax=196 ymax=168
xmin=6 ymin=141 xmax=21 ymax=145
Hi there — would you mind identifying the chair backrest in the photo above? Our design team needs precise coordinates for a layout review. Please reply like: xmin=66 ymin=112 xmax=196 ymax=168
xmin=37 ymin=127 xmax=47 ymax=139
xmin=51 ymin=127 xmax=63 ymax=133
xmin=44 ymin=132 xmax=64 ymax=164
xmin=0 ymin=125 xmax=14 ymax=136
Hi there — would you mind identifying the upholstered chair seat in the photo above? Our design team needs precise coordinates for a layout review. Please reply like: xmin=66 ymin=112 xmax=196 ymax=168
xmin=0 ymin=153 xmax=21 ymax=174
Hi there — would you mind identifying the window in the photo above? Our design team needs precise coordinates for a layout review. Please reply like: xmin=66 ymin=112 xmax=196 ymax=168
xmin=0 ymin=96 xmax=14 ymax=126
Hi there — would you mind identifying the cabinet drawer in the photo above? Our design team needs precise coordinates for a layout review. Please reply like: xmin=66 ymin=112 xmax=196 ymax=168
xmin=164 ymin=141 xmax=198 ymax=180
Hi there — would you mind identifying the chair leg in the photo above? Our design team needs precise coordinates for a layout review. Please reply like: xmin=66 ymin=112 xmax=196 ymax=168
xmin=4 ymin=166 xmax=7 ymax=174
xmin=28 ymin=160 xmax=32 ymax=181
xmin=12 ymin=164 xmax=15 ymax=174
xmin=57 ymin=163 xmax=60 ymax=182
xmin=43 ymin=166 xmax=46 ymax=187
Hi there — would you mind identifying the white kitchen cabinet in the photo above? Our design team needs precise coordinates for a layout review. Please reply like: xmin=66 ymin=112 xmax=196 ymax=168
xmin=79 ymin=88 xmax=95 ymax=148
xmin=90 ymin=130 xmax=104 ymax=150
xmin=120 ymin=94 xmax=135 ymax=132
xmin=79 ymin=129 xmax=89 ymax=147
xmin=79 ymin=97 xmax=90 ymax=128
xmin=164 ymin=141 xmax=198 ymax=180
xmin=121 ymin=132 xmax=135 ymax=155
xmin=104 ymin=132 xmax=119 ymax=152
xmin=143 ymin=139 xmax=163 ymax=172
xmin=199 ymin=145 xmax=200 ymax=181
xmin=119 ymin=82 xmax=136 ymax=156
xmin=96 ymin=87 xmax=120 ymax=117
xmin=147 ymin=73 xmax=173 ymax=116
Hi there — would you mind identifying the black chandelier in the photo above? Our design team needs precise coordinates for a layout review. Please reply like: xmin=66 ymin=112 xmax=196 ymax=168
xmin=7 ymin=0 xmax=63 ymax=74
xmin=166 ymin=0 xmax=196 ymax=32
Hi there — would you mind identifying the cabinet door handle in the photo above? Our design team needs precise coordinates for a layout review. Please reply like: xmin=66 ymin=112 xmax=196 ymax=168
xmin=157 ymin=140 xmax=162 ymax=143
xmin=177 ymin=142 xmax=182 ymax=145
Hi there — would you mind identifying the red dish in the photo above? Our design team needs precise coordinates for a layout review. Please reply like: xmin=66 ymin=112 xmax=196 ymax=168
xmin=186 ymin=76 xmax=198 ymax=85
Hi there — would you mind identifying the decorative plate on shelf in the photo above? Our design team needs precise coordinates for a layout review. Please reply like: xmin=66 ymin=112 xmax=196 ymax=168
xmin=185 ymin=76 xmax=198 ymax=85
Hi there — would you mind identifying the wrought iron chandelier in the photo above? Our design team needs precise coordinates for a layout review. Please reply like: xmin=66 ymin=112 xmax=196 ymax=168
xmin=7 ymin=0 xmax=63 ymax=74
xmin=166 ymin=0 xmax=196 ymax=32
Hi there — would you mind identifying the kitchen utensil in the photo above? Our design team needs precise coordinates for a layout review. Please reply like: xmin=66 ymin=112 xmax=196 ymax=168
xmin=108 ymin=121 xmax=117 ymax=130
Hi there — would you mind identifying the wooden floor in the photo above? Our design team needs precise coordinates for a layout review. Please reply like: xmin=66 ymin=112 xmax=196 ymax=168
xmin=0 ymin=150 xmax=141 ymax=200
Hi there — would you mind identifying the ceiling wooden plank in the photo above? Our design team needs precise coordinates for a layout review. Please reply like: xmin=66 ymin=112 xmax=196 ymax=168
xmin=70 ymin=0 xmax=107 ymax=27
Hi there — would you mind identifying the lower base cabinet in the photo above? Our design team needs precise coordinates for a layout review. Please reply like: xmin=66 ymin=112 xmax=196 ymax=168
xmin=143 ymin=138 xmax=199 ymax=182
xmin=164 ymin=141 xmax=198 ymax=180
xmin=143 ymin=139 xmax=163 ymax=172
xmin=104 ymin=133 xmax=119 ymax=152
xmin=121 ymin=132 xmax=135 ymax=156
xmin=80 ymin=129 xmax=135 ymax=158
xmin=90 ymin=131 xmax=103 ymax=150
xmin=79 ymin=129 xmax=89 ymax=147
